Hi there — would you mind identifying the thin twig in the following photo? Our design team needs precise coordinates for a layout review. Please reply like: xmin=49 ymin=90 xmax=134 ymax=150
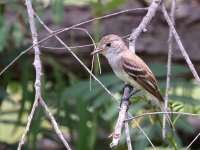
xmin=35 ymin=12 xmax=152 ymax=146
xmin=38 ymin=43 xmax=96 ymax=50
xmin=161 ymin=2 xmax=200 ymax=87
xmin=129 ymin=0 xmax=161 ymax=52
xmin=35 ymin=13 xmax=154 ymax=148
xmin=53 ymin=8 xmax=148 ymax=34
xmin=124 ymin=111 xmax=200 ymax=122
xmin=186 ymin=132 xmax=200 ymax=150
xmin=162 ymin=0 xmax=176 ymax=139
xmin=34 ymin=13 xmax=118 ymax=102
xmin=18 ymin=1 xmax=72 ymax=150
xmin=128 ymin=113 xmax=156 ymax=150
xmin=0 ymin=8 xmax=147 ymax=76
xmin=39 ymin=98 xmax=71 ymax=149
xmin=33 ymin=33 xmax=132 ymax=50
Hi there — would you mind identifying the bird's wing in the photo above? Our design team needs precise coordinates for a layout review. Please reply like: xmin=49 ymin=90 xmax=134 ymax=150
xmin=121 ymin=52 xmax=164 ymax=102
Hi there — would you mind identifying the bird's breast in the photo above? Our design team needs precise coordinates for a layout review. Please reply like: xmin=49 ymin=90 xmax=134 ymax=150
xmin=107 ymin=56 xmax=144 ymax=90
xmin=108 ymin=57 xmax=133 ymax=83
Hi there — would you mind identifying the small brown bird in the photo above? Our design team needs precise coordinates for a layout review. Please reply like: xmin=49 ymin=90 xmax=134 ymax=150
xmin=91 ymin=34 xmax=175 ymax=130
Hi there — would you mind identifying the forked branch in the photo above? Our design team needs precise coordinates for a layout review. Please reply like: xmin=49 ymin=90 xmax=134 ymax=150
xmin=17 ymin=1 xmax=72 ymax=150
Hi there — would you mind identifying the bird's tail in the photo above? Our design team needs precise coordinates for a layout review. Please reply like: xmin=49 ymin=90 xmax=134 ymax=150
xmin=159 ymin=103 xmax=175 ymax=131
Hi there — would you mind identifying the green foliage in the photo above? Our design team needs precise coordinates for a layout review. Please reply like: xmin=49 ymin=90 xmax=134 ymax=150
xmin=51 ymin=0 xmax=64 ymax=24
xmin=92 ymin=0 xmax=127 ymax=16
xmin=1 ymin=52 xmax=200 ymax=150
xmin=0 ymin=1 xmax=200 ymax=150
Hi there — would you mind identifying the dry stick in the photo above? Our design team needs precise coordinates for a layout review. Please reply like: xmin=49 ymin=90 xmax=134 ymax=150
xmin=18 ymin=1 xmax=72 ymax=150
xmin=39 ymin=98 xmax=71 ymax=149
xmin=0 ymin=7 xmax=147 ymax=76
xmin=186 ymin=133 xmax=200 ymax=150
xmin=162 ymin=0 xmax=176 ymax=139
xmin=161 ymin=3 xmax=200 ymax=86
xmin=39 ymin=43 xmax=96 ymax=49
xmin=17 ymin=97 xmax=39 ymax=150
xmin=53 ymin=8 xmax=148 ymax=34
xmin=35 ymin=33 xmax=132 ymax=50
xmin=109 ymin=85 xmax=131 ymax=148
xmin=129 ymin=0 xmax=162 ymax=52
xmin=34 ymin=13 xmax=116 ymax=102
xmin=37 ymin=34 xmax=131 ymax=50
xmin=0 ymin=6 xmax=152 ymax=148
xmin=125 ymin=112 xmax=132 ymax=150
xmin=124 ymin=111 xmax=200 ymax=122
xmin=18 ymin=1 xmax=42 ymax=149
xmin=131 ymin=117 xmax=156 ymax=150
xmin=35 ymin=13 xmax=156 ymax=149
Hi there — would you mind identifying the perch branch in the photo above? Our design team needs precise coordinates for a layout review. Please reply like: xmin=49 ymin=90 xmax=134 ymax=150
xmin=129 ymin=0 xmax=162 ymax=52
xmin=162 ymin=0 xmax=176 ymax=139
xmin=109 ymin=85 xmax=132 ymax=148
xmin=35 ymin=13 xmax=155 ymax=147
xmin=161 ymin=2 xmax=200 ymax=86
xmin=35 ymin=12 xmax=157 ymax=149
xmin=124 ymin=112 xmax=132 ymax=150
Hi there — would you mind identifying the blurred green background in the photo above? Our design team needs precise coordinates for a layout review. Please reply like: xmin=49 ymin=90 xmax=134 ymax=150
xmin=1 ymin=0 xmax=200 ymax=150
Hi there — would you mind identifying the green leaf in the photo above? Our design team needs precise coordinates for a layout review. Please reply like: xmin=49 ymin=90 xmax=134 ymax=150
xmin=0 ymin=23 xmax=11 ymax=52
xmin=103 ymin=102 xmax=118 ymax=120
xmin=95 ymin=0 xmax=127 ymax=15
xmin=12 ymin=23 xmax=23 ymax=46
xmin=176 ymin=117 xmax=195 ymax=133
xmin=149 ymin=63 xmax=190 ymax=78
xmin=52 ymin=0 xmax=64 ymax=24
xmin=92 ymin=91 xmax=110 ymax=107
xmin=169 ymin=95 xmax=200 ymax=105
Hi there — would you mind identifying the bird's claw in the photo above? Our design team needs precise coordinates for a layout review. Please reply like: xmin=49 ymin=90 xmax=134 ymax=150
xmin=122 ymin=84 xmax=133 ymax=93
xmin=120 ymin=89 xmax=141 ymax=107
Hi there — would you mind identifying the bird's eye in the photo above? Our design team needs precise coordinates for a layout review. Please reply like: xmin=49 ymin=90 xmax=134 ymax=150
xmin=106 ymin=42 xmax=111 ymax=47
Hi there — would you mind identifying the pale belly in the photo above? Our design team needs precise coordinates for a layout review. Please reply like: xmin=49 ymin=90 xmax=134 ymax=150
xmin=109 ymin=59 xmax=160 ymax=106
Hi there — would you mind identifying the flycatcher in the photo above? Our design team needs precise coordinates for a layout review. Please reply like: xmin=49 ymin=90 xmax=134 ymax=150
xmin=91 ymin=34 xmax=175 ymax=130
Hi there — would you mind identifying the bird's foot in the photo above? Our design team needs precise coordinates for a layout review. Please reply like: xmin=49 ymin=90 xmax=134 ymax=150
xmin=120 ymin=97 xmax=131 ymax=107
xmin=122 ymin=84 xmax=133 ymax=93
xmin=120 ymin=88 xmax=141 ymax=107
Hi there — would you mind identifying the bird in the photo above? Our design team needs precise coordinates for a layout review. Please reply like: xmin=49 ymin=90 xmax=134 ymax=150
xmin=91 ymin=34 xmax=175 ymax=131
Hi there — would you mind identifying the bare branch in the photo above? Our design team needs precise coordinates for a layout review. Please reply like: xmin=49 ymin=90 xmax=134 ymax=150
xmin=0 ymin=8 xmax=147 ymax=76
xmin=35 ymin=12 xmax=155 ymax=146
xmin=17 ymin=1 xmax=72 ymax=150
xmin=34 ymin=33 xmax=132 ymax=50
xmin=35 ymin=12 xmax=155 ymax=149
xmin=34 ymin=13 xmax=119 ymax=103
xmin=124 ymin=111 xmax=200 ymax=122
xmin=129 ymin=0 xmax=161 ymax=52
xmin=39 ymin=98 xmax=72 ymax=150
xmin=17 ymin=95 xmax=38 ymax=150
xmin=161 ymin=2 xmax=200 ymax=87
xmin=124 ymin=113 xmax=132 ymax=150
xmin=18 ymin=0 xmax=42 ymax=149
xmin=162 ymin=0 xmax=176 ymax=139
xmin=186 ymin=133 xmax=200 ymax=150
xmin=130 ymin=118 xmax=156 ymax=150
xmin=109 ymin=85 xmax=131 ymax=148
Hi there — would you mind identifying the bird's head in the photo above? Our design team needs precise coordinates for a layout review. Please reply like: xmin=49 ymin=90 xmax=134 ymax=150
xmin=91 ymin=34 xmax=126 ymax=57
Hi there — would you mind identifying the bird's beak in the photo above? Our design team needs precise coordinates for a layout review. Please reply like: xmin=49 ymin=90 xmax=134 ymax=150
xmin=91 ymin=48 xmax=103 ymax=55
